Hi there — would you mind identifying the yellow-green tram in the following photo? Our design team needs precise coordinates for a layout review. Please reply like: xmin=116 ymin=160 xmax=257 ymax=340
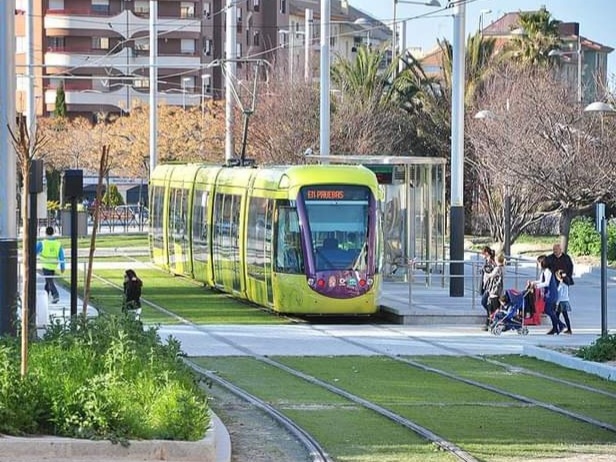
xmin=150 ymin=164 xmax=381 ymax=315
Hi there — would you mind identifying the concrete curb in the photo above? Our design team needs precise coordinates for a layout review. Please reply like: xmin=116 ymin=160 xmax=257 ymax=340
xmin=523 ymin=345 xmax=616 ymax=381
xmin=0 ymin=411 xmax=231 ymax=462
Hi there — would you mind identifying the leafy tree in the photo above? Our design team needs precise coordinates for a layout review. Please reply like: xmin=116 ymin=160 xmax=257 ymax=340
xmin=53 ymin=84 xmax=67 ymax=118
xmin=102 ymin=184 xmax=124 ymax=206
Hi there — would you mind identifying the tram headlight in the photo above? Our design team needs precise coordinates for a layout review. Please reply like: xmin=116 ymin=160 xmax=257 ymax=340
xmin=308 ymin=277 xmax=315 ymax=286
xmin=367 ymin=278 xmax=373 ymax=286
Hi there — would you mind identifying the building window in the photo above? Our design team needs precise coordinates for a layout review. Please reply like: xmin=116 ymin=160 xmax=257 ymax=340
xmin=134 ymin=78 xmax=149 ymax=88
xmin=253 ymin=31 xmax=260 ymax=47
xmin=16 ymin=36 xmax=26 ymax=54
xmin=134 ymin=38 xmax=149 ymax=52
xmin=180 ymin=2 xmax=195 ymax=18
xmin=181 ymin=39 xmax=196 ymax=54
xmin=134 ymin=0 xmax=149 ymax=15
xmin=91 ymin=0 xmax=109 ymax=14
xmin=47 ymin=36 xmax=65 ymax=51
xmin=49 ymin=0 xmax=64 ymax=10
xmin=236 ymin=42 xmax=242 ymax=58
xmin=280 ymin=0 xmax=286 ymax=14
xmin=203 ymin=38 xmax=212 ymax=56
xmin=203 ymin=2 xmax=211 ymax=19
xmin=253 ymin=0 xmax=260 ymax=12
xmin=92 ymin=37 xmax=110 ymax=50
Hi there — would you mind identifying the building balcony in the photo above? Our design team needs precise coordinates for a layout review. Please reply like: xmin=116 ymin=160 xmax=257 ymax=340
xmin=45 ymin=9 xmax=200 ymax=37
xmin=44 ymin=86 xmax=204 ymax=110
xmin=44 ymin=47 xmax=201 ymax=71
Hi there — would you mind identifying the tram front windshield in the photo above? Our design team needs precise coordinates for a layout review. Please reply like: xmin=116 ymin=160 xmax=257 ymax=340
xmin=300 ymin=185 xmax=370 ymax=272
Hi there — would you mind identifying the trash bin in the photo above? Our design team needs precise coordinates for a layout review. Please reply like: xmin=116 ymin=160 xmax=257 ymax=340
xmin=61 ymin=210 xmax=87 ymax=237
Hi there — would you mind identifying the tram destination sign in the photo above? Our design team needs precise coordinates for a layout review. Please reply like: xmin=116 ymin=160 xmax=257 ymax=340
xmin=302 ymin=185 xmax=369 ymax=201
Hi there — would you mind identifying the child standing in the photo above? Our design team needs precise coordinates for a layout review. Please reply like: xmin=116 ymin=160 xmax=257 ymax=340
xmin=555 ymin=270 xmax=572 ymax=334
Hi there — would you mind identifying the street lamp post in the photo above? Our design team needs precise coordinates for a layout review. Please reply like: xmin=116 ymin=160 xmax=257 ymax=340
xmin=392 ymin=0 xmax=441 ymax=62
xmin=584 ymin=101 xmax=615 ymax=337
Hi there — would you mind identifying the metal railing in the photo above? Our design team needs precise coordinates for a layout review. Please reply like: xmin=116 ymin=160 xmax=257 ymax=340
xmin=390 ymin=255 xmax=536 ymax=311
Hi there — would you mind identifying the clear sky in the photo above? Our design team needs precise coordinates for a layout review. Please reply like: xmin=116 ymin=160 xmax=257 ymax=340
xmin=350 ymin=0 xmax=616 ymax=76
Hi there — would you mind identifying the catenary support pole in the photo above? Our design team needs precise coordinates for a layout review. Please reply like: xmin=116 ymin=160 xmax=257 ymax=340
xmin=225 ymin=0 xmax=237 ymax=163
xmin=449 ymin=1 xmax=466 ymax=297
xmin=149 ymin=0 xmax=158 ymax=173
xmin=0 ymin=0 xmax=18 ymax=335
xmin=319 ymin=0 xmax=330 ymax=158
xmin=304 ymin=8 xmax=313 ymax=82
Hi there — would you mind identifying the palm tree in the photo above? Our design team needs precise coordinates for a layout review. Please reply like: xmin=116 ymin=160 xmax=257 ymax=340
xmin=331 ymin=46 xmax=398 ymax=105
xmin=439 ymin=33 xmax=498 ymax=106
xmin=506 ymin=7 xmax=561 ymax=66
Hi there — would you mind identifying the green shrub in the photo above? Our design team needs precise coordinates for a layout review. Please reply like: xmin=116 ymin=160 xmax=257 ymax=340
xmin=576 ymin=334 xmax=616 ymax=362
xmin=568 ymin=217 xmax=616 ymax=260
xmin=0 ymin=315 xmax=209 ymax=441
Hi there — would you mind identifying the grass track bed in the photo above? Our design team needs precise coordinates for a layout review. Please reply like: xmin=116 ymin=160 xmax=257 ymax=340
xmin=413 ymin=356 xmax=616 ymax=427
xmin=196 ymin=356 xmax=616 ymax=461
xmin=73 ymin=267 xmax=288 ymax=325
xmin=195 ymin=357 xmax=455 ymax=462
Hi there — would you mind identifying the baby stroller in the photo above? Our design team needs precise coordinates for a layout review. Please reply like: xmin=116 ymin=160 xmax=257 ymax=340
xmin=490 ymin=288 xmax=530 ymax=336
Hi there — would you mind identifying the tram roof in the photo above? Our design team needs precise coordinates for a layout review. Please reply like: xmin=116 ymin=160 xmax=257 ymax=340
xmin=305 ymin=155 xmax=447 ymax=165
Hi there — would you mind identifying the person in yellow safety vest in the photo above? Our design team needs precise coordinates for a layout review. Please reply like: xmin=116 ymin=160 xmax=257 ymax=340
xmin=36 ymin=226 xmax=66 ymax=304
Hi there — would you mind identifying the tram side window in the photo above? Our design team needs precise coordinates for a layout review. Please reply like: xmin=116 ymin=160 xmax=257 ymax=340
xmin=246 ymin=197 xmax=269 ymax=279
xmin=192 ymin=189 xmax=209 ymax=262
xmin=170 ymin=188 xmax=188 ymax=237
xmin=151 ymin=185 xmax=164 ymax=247
xmin=275 ymin=204 xmax=303 ymax=274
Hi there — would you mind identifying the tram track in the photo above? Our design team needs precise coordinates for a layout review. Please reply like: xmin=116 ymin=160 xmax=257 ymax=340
xmin=88 ymin=270 xmax=615 ymax=460
xmin=309 ymin=324 xmax=616 ymax=434
xmin=89 ymin=272 xmax=479 ymax=461
xmin=374 ymin=324 xmax=616 ymax=400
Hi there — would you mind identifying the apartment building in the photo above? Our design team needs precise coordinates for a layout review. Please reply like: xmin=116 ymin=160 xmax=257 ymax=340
xmin=14 ymin=0 xmax=388 ymax=120
xmin=419 ymin=11 xmax=613 ymax=103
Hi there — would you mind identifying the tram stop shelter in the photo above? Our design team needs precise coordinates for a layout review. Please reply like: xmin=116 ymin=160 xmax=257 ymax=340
xmin=306 ymin=155 xmax=447 ymax=282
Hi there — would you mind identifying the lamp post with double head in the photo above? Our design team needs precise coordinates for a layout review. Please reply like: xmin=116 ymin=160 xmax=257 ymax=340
xmin=392 ymin=0 xmax=441 ymax=64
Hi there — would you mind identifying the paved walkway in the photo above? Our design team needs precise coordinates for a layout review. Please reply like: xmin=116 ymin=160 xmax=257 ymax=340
xmin=38 ymin=251 xmax=615 ymax=360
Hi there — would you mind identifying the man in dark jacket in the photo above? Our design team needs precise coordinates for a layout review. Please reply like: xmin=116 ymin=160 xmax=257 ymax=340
xmin=546 ymin=243 xmax=574 ymax=285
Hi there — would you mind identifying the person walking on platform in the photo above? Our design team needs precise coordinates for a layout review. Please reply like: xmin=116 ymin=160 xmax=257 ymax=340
xmin=480 ymin=246 xmax=496 ymax=329
xmin=546 ymin=243 xmax=574 ymax=286
xmin=36 ymin=226 xmax=66 ymax=304
xmin=555 ymin=270 xmax=573 ymax=334
xmin=530 ymin=255 xmax=560 ymax=335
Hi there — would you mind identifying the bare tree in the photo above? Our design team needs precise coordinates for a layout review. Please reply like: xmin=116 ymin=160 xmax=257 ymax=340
xmin=468 ymin=64 xmax=616 ymax=250
xmin=8 ymin=117 xmax=49 ymax=376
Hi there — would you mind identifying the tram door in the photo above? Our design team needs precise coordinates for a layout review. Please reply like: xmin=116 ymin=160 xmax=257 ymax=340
xmin=245 ymin=197 xmax=274 ymax=306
